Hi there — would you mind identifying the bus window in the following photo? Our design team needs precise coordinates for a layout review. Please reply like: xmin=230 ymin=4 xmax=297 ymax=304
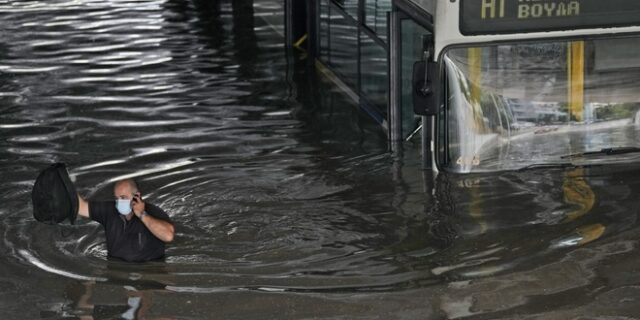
xmin=594 ymin=38 xmax=640 ymax=71
xmin=440 ymin=36 xmax=640 ymax=172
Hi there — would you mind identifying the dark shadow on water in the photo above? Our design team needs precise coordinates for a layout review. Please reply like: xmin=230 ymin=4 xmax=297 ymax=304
xmin=232 ymin=0 xmax=259 ymax=78
xmin=2 ymin=0 xmax=640 ymax=318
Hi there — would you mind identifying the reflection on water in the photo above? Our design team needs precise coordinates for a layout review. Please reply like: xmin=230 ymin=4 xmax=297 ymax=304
xmin=2 ymin=0 xmax=640 ymax=319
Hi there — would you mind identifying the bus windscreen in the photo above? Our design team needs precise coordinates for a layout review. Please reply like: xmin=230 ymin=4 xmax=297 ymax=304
xmin=460 ymin=0 xmax=640 ymax=35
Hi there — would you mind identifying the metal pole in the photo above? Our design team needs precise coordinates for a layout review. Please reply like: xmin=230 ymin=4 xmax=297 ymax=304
xmin=422 ymin=115 xmax=432 ymax=169
xmin=389 ymin=9 xmax=401 ymax=144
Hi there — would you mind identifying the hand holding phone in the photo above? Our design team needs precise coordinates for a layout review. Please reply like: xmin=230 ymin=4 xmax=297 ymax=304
xmin=132 ymin=192 xmax=145 ymax=217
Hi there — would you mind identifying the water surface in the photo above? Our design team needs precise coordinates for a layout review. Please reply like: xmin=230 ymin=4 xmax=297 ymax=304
xmin=2 ymin=0 xmax=640 ymax=319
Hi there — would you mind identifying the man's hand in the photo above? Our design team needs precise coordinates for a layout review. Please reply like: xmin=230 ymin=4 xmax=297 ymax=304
xmin=132 ymin=193 xmax=175 ymax=243
xmin=132 ymin=193 xmax=146 ymax=218
xmin=77 ymin=194 xmax=89 ymax=219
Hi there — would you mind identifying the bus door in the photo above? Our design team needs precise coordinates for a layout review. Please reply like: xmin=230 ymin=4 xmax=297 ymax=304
xmin=390 ymin=0 xmax=435 ymax=166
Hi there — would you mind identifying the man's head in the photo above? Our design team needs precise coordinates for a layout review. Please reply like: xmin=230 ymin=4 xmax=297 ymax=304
xmin=114 ymin=179 xmax=140 ymax=216
xmin=114 ymin=179 xmax=140 ymax=200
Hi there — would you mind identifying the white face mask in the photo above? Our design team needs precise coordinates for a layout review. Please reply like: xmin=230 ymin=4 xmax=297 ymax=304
xmin=115 ymin=198 xmax=132 ymax=215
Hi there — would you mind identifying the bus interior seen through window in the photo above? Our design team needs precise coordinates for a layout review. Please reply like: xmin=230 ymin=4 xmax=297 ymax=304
xmin=440 ymin=36 xmax=640 ymax=172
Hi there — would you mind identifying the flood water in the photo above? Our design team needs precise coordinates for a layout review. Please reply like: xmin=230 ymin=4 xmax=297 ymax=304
xmin=2 ymin=0 xmax=640 ymax=319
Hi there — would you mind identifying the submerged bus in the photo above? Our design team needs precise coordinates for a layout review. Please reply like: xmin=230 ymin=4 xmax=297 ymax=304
xmin=290 ymin=0 xmax=640 ymax=173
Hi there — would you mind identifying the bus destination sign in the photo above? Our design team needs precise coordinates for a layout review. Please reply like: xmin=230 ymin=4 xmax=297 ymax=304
xmin=460 ymin=0 xmax=640 ymax=35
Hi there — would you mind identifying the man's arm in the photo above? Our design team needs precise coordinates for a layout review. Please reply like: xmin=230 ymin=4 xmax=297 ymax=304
xmin=132 ymin=194 xmax=175 ymax=243
xmin=139 ymin=214 xmax=175 ymax=243
xmin=77 ymin=194 xmax=89 ymax=219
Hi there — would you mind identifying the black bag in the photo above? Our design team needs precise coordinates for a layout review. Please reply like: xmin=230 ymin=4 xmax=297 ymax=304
xmin=31 ymin=163 xmax=78 ymax=224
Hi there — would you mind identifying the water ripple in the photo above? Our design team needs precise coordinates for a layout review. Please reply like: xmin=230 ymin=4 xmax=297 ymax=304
xmin=1 ymin=0 xmax=640 ymax=318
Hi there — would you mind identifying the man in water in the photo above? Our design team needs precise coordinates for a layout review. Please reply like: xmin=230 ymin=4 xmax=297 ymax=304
xmin=76 ymin=179 xmax=175 ymax=262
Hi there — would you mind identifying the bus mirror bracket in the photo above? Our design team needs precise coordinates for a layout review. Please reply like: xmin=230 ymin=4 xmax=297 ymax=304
xmin=412 ymin=55 xmax=439 ymax=116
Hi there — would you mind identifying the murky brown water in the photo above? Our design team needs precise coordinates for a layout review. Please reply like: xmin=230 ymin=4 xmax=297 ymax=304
xmin=2 ymin=0 xmax=640 ymax=319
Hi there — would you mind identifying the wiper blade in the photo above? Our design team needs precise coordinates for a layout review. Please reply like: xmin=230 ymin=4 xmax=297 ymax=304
xmin=517 ymin=162 xmax=601 ymax=172
xmin=560 ymin=147 xmax=640 ymax=159
xmin=517 ymin=162 xmax=577 ymax=172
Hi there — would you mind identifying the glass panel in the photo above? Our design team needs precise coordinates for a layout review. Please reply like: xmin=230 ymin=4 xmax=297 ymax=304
xmin=407 ymin=0 xmax=435 ymax=13
xmin=594 ymin=39 xmax=640 ymax=70
xmin=331 ymin=0 xmax=358 ymax=19
xmin=442 ymin=37 xmax=640 ymax=173
xmin=328 ymin=9 xmax=358 ymax=87
xmin=319 ymin=0 xmax=330 ymax=62
xmin=365 ymin=0 xmax=391 ymax=41
xmin=360 ymin=32 xmax=388 ymax=112
xmin=400 ymin=19 xmax=429 ymax=138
